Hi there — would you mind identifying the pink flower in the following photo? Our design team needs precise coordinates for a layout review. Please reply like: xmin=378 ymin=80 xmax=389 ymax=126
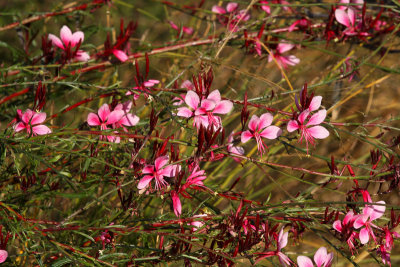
xmin=87 ymin=104 xmax=124 ymax=143
xmin=182 ymin=165 xmax=207 ymax=191
xmin=241 ymin=113 xmax=282 ymax=155
xmin=127 ymin=79 xmax=160 ymax=100
xmin=188 ymin=214 xmax=207 ymax=231
xmin=268 ymin=43 xmax=300 ymax=69
xmin=137 ymin=156 xmax=181 ymax=191
xmin=212 ymin=2 xmax=250 ymax=32
xmin=297 ymin=247 xmax=333 ymax=267
xmin=277 ymin=228 xmax=292 ymax=266
xmin=14 ymin=109 xmax=52 ymax=136
xmin=113 ymin=101 xmax=140 ymax=130
xmin=353 ymin=192 xmax=386 ymax=244
xmin=333 ymin=210 xmax=358 ymax=252
xmin=287 ymin=109 xmax=329 ymax=152
xmin=177 ymin=90 xmax=233 ymax=130
xmin=48 ymin=25 xmax=90 ymax=62
xmin=335 ymin=8 xmax=358 ymax=36
xmin=259 ymin=0 xmax=293 ymax=14
xmin=0 ymin=250 xmax=7 ymax=264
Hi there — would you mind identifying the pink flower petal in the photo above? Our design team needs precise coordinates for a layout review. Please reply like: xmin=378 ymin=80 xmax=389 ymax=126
xmin=213 ymin=100 xmax=233 ymax=114
xmin=277 ymin=43 xmax=295 ymax=54
xmin=22 ymin=109 xmax=34 ymax=124
xmin=155 ymin=156 xmax=169 ymax=171
xmin=75 ymin=51 xmax=90 ymax=62
xmin=87 ymin=113 xmax=101 ymax=126
xmin=212 ymin=5 xmax=226 ymax=14
xmin=112 ymin=49 xmax=128 ymax=62
xmin=307 ymin=126 xmax=329 ymax=139
xmin=177 ymin=107 xmax=193 ymax=118
xmin=278 ymin=228 xmax=288 ymax=250
xmin=335 ymin=9 xmax=351 ymax=27
xmin=31 ymin=112 xmax=46 ymax=125
xmin=60 ymin=25 xmax=73 ymax=46
xmin=98 ymin=104 xmax=110 ymax=122
xmin=258 ymin=113 xmax=273 ymax=130
xmin=298 ymin=110 xmax=310 ymax=124
xmin=260 ymin=126 xmax=282 ymax=139
xmin=120 ymin=114 xmax=139 ymax=126
xmin=287 ymin=120 xmax=300 ymax=132
xmin=106 ymin=110 xmax=124 ymax=125
xmin=354 ymin=215 xmax=367 ymax=229
xmin=369 ymin=201 xmax=386 ymax=221
xmin=48 ymin=34 xmax=64 ymax=49
xmin=142 ymin=165 xmax=154 ymax=174
xmin=347 ymin=8 xmax=356 ymax=26
xmin=248 ymin=115 xmax=260 ymax=132
xmin=14 ymin=122 xmax=26 ymax=132
xmin=71 ymin=31 xmax=84 ymax=47
xmin=333 ymin=220 xmax=343 ymax=232
xmin=200 ymin=99 xmax=216 ymax=111
xmin=297 ymin=256 xmax=314 ymax=267
xmin=181 ymin=80 xmax=195 ymax=90
xmin=344 ymin=211 xmax=355 ymax=225
xmin=241 ymin=130 xmax=253 ymax=143
xmin=226 ymin=2 xmax=239 ymax=12
xmin=0 ymin=250 xmax=7 ymax=264
xmin=185 ymin=91 xmax=200 ymax=110
xmin=308 ymin=96 xmax=322 ymax=112
xmin=314 ymin=247 xmax=328 ymax=267
xmin=137 ymin=175 xmax=154 ymax=189
xmin=359 ymin=227 xmax=370 ymax=244
xmin=207 ymin=90 xmax=221 ymax=102
xmin=307 ymin=109 xmax=327 ymax=126
xmin=32 ymin=125 xmax=52 ymax=135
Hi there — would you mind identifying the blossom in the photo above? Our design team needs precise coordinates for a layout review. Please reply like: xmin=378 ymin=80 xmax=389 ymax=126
xmin=0 ymin=250 xmax=7 ymax=264
xmin=339 ymin=0 xmax=364 ymax=10
xmin=335 ymin=8 xmax=358 ymax=36
xmin=297 ymin=247 xmax=333 ymax=267
xmin=353 ymin=192 xmax=386 ymax=244
xmin=137 ymin=156 xmax=181 ymax=191
xmin=212 ymin=2 xmax=250 ymax=32
xmin=87 ymin=104 xmax=124 ymax=143
xmin=287 ymin=109 xmax=329 ymax=152
xmin=241 ymin=113 xmax=282 ymax=155
xmin=332 ymin=210 xmax=358 ymax=252
xmin=277 ymin=228 xmax=292 ymax=266
xmin=112 ymin=49 xmax=128 ymax=62
xmin=14 ymin=109 xmax=52 ymax=136
xmin=268 ymin=43 xmax=300 ymax=69
xmin=48 ymin=25 xmax=90 ymax=62
xmin=177 ymin=90 xmax=233 ymax=130
xmin=113 ymin=101 xmax=140 ymax=130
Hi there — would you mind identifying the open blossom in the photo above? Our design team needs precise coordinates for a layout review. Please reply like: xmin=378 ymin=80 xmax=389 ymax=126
xmin=113 ymin=101 xmax=140 ymax=130
xmin=48 ymin=25 xmax=90 ymax=62
xmin=297 ymin=247 xmax=333 ymax=267
xmin=241 ymin=113 xmax=282 ymax=155
xmin=177 ymin=90 xmax=233 ymax=130
xmin=287 ymin=109 xmax=329 ymax=152
xmin=14 ymin=109 xmax=52 ymax=136
xmin=137 ymin=156 xmax=181 ymax=191
xmin=353 ymin=192 xmax=386 ymax=244
xmin=87 ymin=104 xmax=124 ymax=143
xmin=212 ymin=2 xmax=250 ymax=32
xmin=0 ymin=250 xmax=7 ymax=264
xmin=277 ymin=228 xmax=292 ymax=266
xmin=268 ymin=43 xmax=300 ymax=69
xmin=333 ymin=210 xmax=358 ymax=252
xmin=335 ymin=8 xmax=368 ymax=37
